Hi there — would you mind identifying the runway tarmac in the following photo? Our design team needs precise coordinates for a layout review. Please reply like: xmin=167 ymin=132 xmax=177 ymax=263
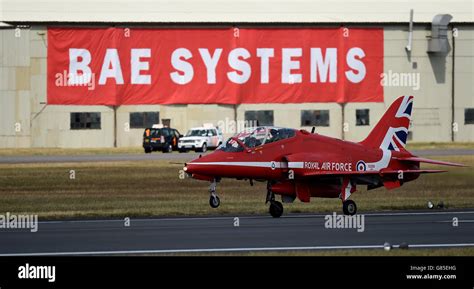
xmin=0 ymin=149 xmax=472 ymax=164
xmin=0 ymin=210 xmax=473 ymax=256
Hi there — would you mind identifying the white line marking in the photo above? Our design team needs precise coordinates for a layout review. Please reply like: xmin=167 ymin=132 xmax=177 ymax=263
xmin=190 ymin=161 xmax=282 ymax=168
xmin=406 ymin=243 xmax=474 ymax=248
xmin=37 ymin=211 xmax=474 ymax=224
xmin=437 ymin=220 xmax=474 ymax=223
xmin=1 ymin=243 xmax=473 ymax=256
xmin=288 ymin=162 xmax=304 ymax=169
xmin=342 ymin=211 xmax=474 ymax=217
xmin=39 ymin=216 xmax=237 ymax=224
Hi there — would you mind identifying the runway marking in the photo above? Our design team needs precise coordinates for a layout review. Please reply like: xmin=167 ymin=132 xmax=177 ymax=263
xmin=37 ymin=210 xmax=474 ymax=224
xmin=437 ymin=220 xmax=474 ymax=223
xmin=1 ymin=243 xmax=474 ymax=256
xmin=364 ymin=211 xmax=474 ymax=217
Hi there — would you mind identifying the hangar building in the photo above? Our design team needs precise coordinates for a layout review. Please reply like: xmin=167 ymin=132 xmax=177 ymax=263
xmin=0 ymin=0 xmax=473 ymax=148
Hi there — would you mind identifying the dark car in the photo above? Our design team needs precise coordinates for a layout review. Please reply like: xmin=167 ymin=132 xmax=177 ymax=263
xmin=143 ymin=127 xmax=182 ymax=153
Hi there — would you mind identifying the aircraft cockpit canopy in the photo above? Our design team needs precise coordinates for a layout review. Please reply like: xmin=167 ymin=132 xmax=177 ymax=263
xmin=219 ymin=126 xmax=296 ymax=152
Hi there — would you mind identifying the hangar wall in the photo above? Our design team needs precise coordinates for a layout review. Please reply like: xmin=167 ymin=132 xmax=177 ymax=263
xmin=2 ymin=0 xmax=472 ymax=23
xmin=454 ymin=26 xmax=474 ymax=142
xmin=0 ymin=24 xmax=473 ymax=148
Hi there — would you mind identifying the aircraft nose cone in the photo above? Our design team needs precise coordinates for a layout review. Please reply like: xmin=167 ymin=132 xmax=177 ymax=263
xmin=183 ymin=152 xmax=219 ymax=179
xmin=183 ymin=162 xmax=192 ymax=173
xmin=184 ymin=161 xmax=199 ymax=175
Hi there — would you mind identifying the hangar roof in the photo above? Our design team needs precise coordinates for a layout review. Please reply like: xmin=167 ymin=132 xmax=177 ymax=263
xmin=1 ymin=0 xmax=473 ymax=24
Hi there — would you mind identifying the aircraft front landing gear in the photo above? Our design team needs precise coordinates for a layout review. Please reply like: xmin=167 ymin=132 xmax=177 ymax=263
xmin=209 ymin=195 xmax=220 ymax=208
xmin=269 ymin=201 xmax=283 ymax=218
xmin=342 ymin=200 xmax=357 ymax=216
xmin=266 ymin=181 xmax=283 ymax=218
xmin=209 ymin=179 xmax=220 ymax=208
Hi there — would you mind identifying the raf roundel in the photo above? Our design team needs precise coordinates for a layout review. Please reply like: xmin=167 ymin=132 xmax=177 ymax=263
xmin=356 ymin=160 xmax=367 ymax=172
xmin=270 ymin=161 xmax=276 ymax=170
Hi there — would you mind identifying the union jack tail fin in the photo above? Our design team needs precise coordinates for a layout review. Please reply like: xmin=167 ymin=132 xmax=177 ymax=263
xmin=360 ymin=95 xmax=413 ymax=152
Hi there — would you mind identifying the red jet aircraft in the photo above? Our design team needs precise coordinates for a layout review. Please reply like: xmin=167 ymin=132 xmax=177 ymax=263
xmin=184 ymin=96 xmax=465 ymax=217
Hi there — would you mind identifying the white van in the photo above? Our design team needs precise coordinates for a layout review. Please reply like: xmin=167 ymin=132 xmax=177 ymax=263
xmin=177 ymin=124 xmax=223 ymax=152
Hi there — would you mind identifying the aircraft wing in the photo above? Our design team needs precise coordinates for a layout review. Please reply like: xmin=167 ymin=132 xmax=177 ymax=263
xmin=392 ymin=156 xmax=467 ymax=167
xmin=298 ymin=169 xmax=446 ymax=177
xmin=297 ymin=169 xmax=446 ymax=190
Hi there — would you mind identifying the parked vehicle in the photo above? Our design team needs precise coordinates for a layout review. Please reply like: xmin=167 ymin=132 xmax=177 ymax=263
xmin=177 ymin=124 xmax=223 ymax=153
xmin=143 ymin=126 xmax=182 ymax=153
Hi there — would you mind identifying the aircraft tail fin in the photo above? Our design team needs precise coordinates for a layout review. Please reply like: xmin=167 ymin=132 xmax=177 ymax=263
xmin=360 ymin=95 xmax=413 ymax=153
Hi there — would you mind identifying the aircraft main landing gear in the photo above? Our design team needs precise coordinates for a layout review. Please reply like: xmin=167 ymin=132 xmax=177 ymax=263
xmin=341 ymin=177 xmax=357 ymax=216
xmin=342 ymin=200 xmax=357 ymax=216
xmin=266 ymin=181 xmax=283 ymax=218
xmin=209 ymin=179 xmax=220 ymax=208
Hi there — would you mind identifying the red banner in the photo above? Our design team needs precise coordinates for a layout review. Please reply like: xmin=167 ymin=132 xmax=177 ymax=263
xmin=47 ymin=28 xmax=383 ymax=105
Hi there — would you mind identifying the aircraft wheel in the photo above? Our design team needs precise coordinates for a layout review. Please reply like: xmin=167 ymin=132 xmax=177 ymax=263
xmin=343 ymin=200 xmax=357 ymax=216
xmin=209 ymin=195 xmax=220 ymax=208
xmin=269 ymin=201 xmax=283 ymax=218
